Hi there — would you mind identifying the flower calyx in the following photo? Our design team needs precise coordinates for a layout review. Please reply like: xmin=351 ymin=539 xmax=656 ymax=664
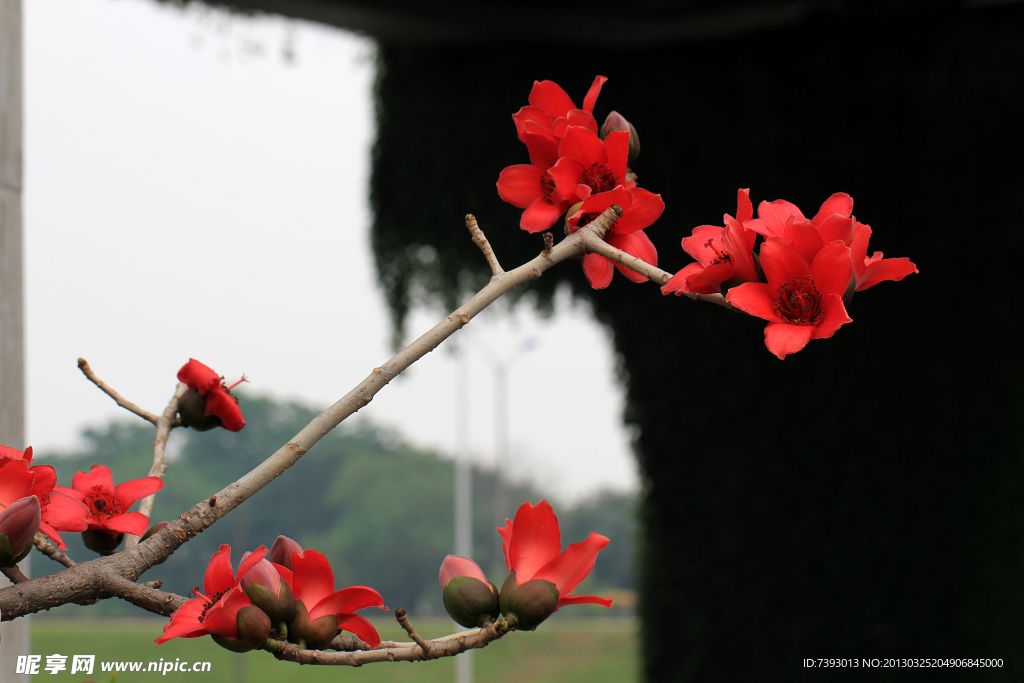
xmin=498 ymin=570 xmax=559 ymax=632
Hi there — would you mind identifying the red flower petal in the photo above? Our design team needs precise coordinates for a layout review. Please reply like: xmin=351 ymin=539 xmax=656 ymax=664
xmin=816 ymin=213 xmax=855 ymax=247
xmin=582 ymin=254 xmax=615 ymax=289
xmin=582 ymin=76 xmax=608 ymax=114
xmin=557 ymin=127 xmax=607 ymax=170
xmin=520 ymin=196 xmax=568 ymax=234
xmin=176 ymin=359 xmax=220 ymax=395
xmin=661 ymin=263 xmax=704 ymax=296
xmin=498 ymin=519 xmax=514 ymax=572
xmin=103 ymin=511 xmax=154 ymax=537
xmin=204 ymin=389 xmax=246 ymax=432
xmin=725 ymin=282 xmax=783 ymax=323
xmin=292 ymin=549 xmax=336 ymax=610
xmin=812 ymin=192 xmax=853 ymax=226
xmin=764 ymin=323 xmax=816 ymax=360
xmin=0 ymin=461 xmax=34 ymax=506
xmin=562 ymin=109 xmax=599 ymax=137
xmin=757 ymin=200 xmax=806 ymax=238
xmin=547 ymin=157 xmax=586 ymax=205
xmin=735 ymin=188 xmax=754 ymax=224
xmin=201 ymin=587 xmax=250 ymax=640
xmin=309 ymin=586 xmax=385 ymax=621
xmin=38 ymin=521 xmax=68 ymax=550
xmin=533 ymin=532 xmax=610 ymax=597
xmin=681 ymin=225 xmax=724 ymax=264
xmin=608 ymin=231 xmax=657 ymax=283
xmin=155 ymin=597 xmax=209 ymax=644
xmin=529 ymin=80 xmax=576 ymax=119
xmin=759 ymin=236 xmax=812 ymax=292
xmin=512 ymin=106 xmax=554 ymax=141
xmin=557 ymin=594 xmax=614 ymax=609
xmin=522 ymin=126 xmax=559 ymax=169
xmin=810 ymin=241 xmax=854 ymax=299
xmin=857 ymin=256 xmax=918 ymax=291
xmin=505 ymin=501 xmax=562 ymax=583
xmin=71 ymin=464 xmax=115 ymax=497
xmin=810 ymin=294 xmax=852 ymax=341
xmin=336 ymin=613 xmax=383 ymax=649
xmin=612 ymin=188 xmax=664 ymax=235
xmin=236 ymin=545 xmax=269 ymax=583
xmin=114 ymin=476 xmax=164 ymax=508
xmin=497 ymin=165 xmax=544 ymax=209
xmin=603 ymin=130 xmax=630 ymax=185
xmin=782 ymin=220 xmax=825 ymax=265
xmin=204 ymin=545 xmax=237 ymax=596
xmin=40 ymin=489 xmax=89 ymax=532
xmin=440 ymin=555 xmax=488 ymax=587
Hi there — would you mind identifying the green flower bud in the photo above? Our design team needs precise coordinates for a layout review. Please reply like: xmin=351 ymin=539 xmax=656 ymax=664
xmin=210 ymin=604 xmax=271 ymax=653
xmin=498 ymin=570 xmax=559 ymax=631
xmin=443 ymin=575 xmax=500 ymax=628
xmin=245 ymin=575 xmax=296 ymax=625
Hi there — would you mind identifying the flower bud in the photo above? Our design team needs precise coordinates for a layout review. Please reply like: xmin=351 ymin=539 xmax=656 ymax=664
xmin=440 ymin=556 xmax=500 ymax=628
xmin=211 ymin=604 xmax=272 ymax=653
xmin=498 ymin=570 xmax=559 ymax=631
xmin=241 ymin=556 xmax=296 ymax=624
xmin=268 ymin=535 xmax=303 ymax=570
xmin=600 ymin=111 xmax=640 ymax=163
xmin=288 ymin=599 xmax=339 ymax=650
xmin=81 ymin=529 xmax=124 ymax=555
xmin=176 ymin=388 xmax=222 ymax=431
xmin=0 ymin=496 xmax=41 ymax=567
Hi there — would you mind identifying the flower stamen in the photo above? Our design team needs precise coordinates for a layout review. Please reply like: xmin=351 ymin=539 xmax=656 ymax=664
xmin=85 ymin=486 xmax=123 ymax=520
xmin=579 ymin=163 xmax=619 ymax=195
xmin=773 ymin=276 xmax=824 ymax=325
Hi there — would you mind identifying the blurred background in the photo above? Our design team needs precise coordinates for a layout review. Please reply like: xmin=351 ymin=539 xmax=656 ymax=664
xmin=5 ymin=0 xmax=1024 ymax=681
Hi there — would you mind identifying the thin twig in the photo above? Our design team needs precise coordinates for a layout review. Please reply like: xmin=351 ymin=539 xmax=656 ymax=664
xmin=395 ymin=608 xmax=433 ymax=658
xmin=77 ymin=358 xmax=159 ymax=425
xmin=126 ymin=383 xmax=187 ymax=551
xmin=33 ymin=535 xmax=76 ymax=568
xmin=466 ymin=214 xmax=504 ymax=276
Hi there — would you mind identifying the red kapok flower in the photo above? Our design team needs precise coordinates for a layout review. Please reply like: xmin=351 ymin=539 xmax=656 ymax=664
xmin=176 ymin=359 xmax=246 ymax=432
xmin=497 ymin=500 xmax=612 ymax=628
xmin=0 ymin=456 xmax=89 ymax=550
xmin=548 ymin=127 xmax=631 ymax=205
xmin=850 ymin=221 xmax=919 ymax=291
xmin=512 ymin=76 xmax=607 ymax=149
xmin=156 ymin=544 xmax=270 ymax=648
xmin=273 ymin=548 xmax=387 ymax=649
xmin=498 ymin=77 xmax=609 ymax=234
xmin=662 ymin=188 xmax=764 ymax=296
xmin=726 ymin=236 xmax=854 ymax=359
xmin=567 ymin=186 xmax=664 ymax=289
xmin=57 ymin=464 xmax=163 ymax=538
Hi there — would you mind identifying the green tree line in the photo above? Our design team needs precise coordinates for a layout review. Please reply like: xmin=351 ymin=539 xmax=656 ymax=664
xmin=36 ymin=394 xmax=636 ymax=616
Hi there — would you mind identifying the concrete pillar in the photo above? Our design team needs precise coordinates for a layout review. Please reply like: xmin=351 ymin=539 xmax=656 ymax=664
xmin=1 ymin=0 xmax=30 ymax=679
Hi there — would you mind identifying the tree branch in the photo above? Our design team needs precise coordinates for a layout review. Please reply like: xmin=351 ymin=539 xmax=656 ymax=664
xmin=265 ymin=618 xmax=511 ymax=665
xmin=125 ymin=383 xmax=187 ymax=551
xmin=466 ymin=214 xmax=503 ymax=276
xmin=77 ymin=358 xmax=159 ymax=425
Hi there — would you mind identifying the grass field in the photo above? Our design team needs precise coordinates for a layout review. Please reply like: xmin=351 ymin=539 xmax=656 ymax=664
xmin=30 ymin=616 xmax=638 ymax=682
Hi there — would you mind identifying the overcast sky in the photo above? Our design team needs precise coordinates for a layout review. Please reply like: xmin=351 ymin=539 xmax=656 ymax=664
xmin=22 ymin=0 xmax=638 ymax=503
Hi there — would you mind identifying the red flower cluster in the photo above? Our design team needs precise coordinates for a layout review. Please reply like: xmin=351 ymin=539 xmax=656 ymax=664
xmin=663 ymin=190 xmax=918 ymax=359
xmin=497 ymin=77 xmax=664 ymax=289
xmin=440 ymin=500 xmax=611 ymax=631
xmin=0 ymin=445 xmax=89 ymax=551
xmin=56 ymin=464 xmax=164 ymax=541
xmin=157 ymin=539 xmax=386 ymax=653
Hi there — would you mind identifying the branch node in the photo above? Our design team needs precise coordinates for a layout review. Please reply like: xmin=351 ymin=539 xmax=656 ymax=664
xmin=542 ymin=232 xmax=554 ymax=256
xmin=395 ymin=608 xmax=433 ymax=658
